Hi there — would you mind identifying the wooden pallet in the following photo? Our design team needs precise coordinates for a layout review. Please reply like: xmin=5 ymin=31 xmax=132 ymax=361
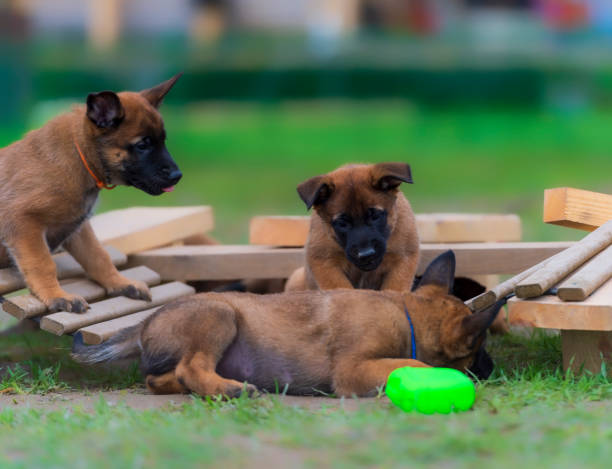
xmin=508 ymin=187 xmax=612 ymax=374
xmin=0 ymin=206 xmax=213 ymax=346
xmin=0 ymin=247 xmax=194 ymax=345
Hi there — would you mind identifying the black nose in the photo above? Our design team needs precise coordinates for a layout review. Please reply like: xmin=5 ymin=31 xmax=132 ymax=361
xmin=357 ymin=247 xmax=376 ymax=260
xmin=168 ymin=169 xmax=182 ymax=185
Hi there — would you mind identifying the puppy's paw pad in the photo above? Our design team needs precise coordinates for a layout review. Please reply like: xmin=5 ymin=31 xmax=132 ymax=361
xmin=109 ymin=282 xmax=152 ymax=302
xmin=48 ymin=295 xmax=89 ymax=314
xmin=225 ymin=383 xmax=259 ymax=399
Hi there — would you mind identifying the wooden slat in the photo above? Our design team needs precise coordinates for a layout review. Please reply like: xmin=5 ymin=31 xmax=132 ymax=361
xmin=508 ymin=279 xmax=612 ymax=331
xmin=249 ymin=213 xmax=522 ymax=246
xmin=515 ymin=220 xmax=612 ymax=298
xmin=90 ymin=206 xmax=214 ymax=254
xmin=77 ymin=307 xmax=161 ymax=345
xmin=40 ymin=281 xmax=194 ymax=336
xmin=2 ymin=266 xmax=161 ymax=320
xmin=0 ymin=246 xmax=126 ymax=295
xmin=129 ymin=242 xmax=572 ymax=281
xmin=557 ymin=245 xmax=612 ymax=301
xmin=249 ymin=216 xmax=311 ymax=247
xmin=543 ymin=187 xmax=612 ymax=232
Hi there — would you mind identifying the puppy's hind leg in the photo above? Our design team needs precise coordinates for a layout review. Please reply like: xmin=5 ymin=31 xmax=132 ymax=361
xmin=173 ymin=301 xmax=257 ymax=399
xmin=333 ymin=358 xmax=430 ymax=397
xmin=146 ymin=371 xmax=188 ymax=394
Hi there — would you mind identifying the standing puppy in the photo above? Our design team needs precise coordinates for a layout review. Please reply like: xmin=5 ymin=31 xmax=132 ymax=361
xmin=285 ymin=163 xmax=419 ymax=292
xmin=0 ymin=74 xmax=183 ymax=313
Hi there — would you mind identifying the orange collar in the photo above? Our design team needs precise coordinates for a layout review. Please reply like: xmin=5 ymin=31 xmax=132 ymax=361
xmin=74 ymin=139 xmax=116 ymax=190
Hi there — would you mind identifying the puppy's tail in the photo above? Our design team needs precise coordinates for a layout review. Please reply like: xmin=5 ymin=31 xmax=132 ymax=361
xmin=71 ymin=324 xmax=143 ymax=365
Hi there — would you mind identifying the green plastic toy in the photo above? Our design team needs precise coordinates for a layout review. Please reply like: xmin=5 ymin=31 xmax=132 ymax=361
xmin=385 ymin=367 xmax=475 ymax=414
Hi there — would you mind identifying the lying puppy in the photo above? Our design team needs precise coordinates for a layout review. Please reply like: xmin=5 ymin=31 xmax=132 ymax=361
xmin=73 ymin=251 xmax=501 ymax=398
xmin=285 ymin=162 xmax=419 ymax=292
xmin=0 ymin=74 xmax=182 ymax=312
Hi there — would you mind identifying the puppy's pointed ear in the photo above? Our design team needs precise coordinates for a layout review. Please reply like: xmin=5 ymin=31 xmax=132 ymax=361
xmin=86 ymin=91 xmax=125 ymax=129
xmin=297 ymin=175 xmax=333 ymax=210
xmin=140 ymin=72 xmax=183 ymax=108
xmin=417 ymin=250 xmax=455 ymax=293
xmin=462 ymin=300 xmax=505 ymax=348
xmin=372 ymin=162 xmax=413 ymax=191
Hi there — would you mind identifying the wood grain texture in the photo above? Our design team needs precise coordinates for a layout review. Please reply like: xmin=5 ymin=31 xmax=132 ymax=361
xmin=557 ymin=245 xmax=612 ymax=301
xmin=248 ymin=213 xmax=522 ymax=246
xmin=0 ymin=246 xmax=126 ymax=295
xmin=78 ymin=306 xmax=161 ymax=345
xmin=543 ymin=187 xmax=612 ymax=232
xmin=40 ymin=281 xmax=194 ymax=335
xmin=129 ymin=242 xmax=572 ymax=281
xmin=508 ymin=278 xmax=612 ymax=331
xmin=561 ymin=330 xmax=612 ymax=374
xmin=515 ymin=220 xmax=612 ymax=298
xmin=90 ymin=206 xmax=214 ymax=254
xmin=2 ymin=266 xmax=161 ymax=320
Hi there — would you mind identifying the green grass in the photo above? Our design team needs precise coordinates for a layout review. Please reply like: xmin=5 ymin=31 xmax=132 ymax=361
xmin=2 ymin=102 xmax=612 ymax=466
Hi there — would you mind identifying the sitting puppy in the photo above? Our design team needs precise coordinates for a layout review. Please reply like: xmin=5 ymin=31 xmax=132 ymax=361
xmin=285 ymin=162 xmax=419 ymax=292
xmin=0 ymin=74 xmax=183 ymax=312
xmin=73 ymin=251 xmax=501 ymax=398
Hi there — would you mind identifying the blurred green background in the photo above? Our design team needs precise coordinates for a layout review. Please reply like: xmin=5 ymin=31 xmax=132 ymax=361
xmin=3 ymin=0 xmax=612 ymax=243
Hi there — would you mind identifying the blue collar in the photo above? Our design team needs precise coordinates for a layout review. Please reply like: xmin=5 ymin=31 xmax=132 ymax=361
xmin=404 ymin=305 xmax=417 ymax=360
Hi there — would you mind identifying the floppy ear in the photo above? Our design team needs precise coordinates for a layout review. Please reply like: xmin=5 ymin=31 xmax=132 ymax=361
xmin=372 ymin=162 xmax=413 ymax=191
xmin=297 ymin=175 xmax=333 ymax=210
xmin=86 ymin=91 xmax=125 ymax=129
xmin=417 ymin=250 xmax=455 ymax=293
xmin=140 ymin=72 xmax=183 ymax=108
xmin=462 ymin=299 xmax=505 ymax=348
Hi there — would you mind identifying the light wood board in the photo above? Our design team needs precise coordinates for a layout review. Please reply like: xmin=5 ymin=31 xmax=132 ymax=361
xmin=91 ymin=206 xmax=214 ymax=254
xmin=40 ymin=281 xmax=194 ymax=336
xmin=508 ymin=278 xmax=612 ymax=331
xmin=543 ymin=187 xmax=612 ymax=232
xmin=77 ymin=306 xmax=161 ymax=345
xmin=2 ymin=266 xmax=161 ymax=320
xmin=249 ymin=213 xmax=522 ymax=246
xmin=129 ymin=242 xmax=572 ymax=281
xmin=0 ymin=246 xmax=126 ymax=295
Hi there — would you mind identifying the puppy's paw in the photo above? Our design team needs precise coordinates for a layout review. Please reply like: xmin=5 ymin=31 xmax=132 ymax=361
xmin=48 ymin=294 xmax=89 ymax=314
xmin=107 ymin=279 xmax=152 ymax=302
xmin=225 ymin=382 xmax=259 ymax=399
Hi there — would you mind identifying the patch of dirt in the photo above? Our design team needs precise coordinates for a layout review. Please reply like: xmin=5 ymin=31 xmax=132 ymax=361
xmin=0 ymin=390 xmax=391 ymax=412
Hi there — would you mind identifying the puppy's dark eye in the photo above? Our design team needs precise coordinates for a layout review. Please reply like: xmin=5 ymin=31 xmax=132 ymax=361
xmin=135 ymin=137 xmax=151 ymax=151
xmin=368 ymin=209 xmax=384 ymax=222
xmin=333 ymin=216 xmax=352 ymax=231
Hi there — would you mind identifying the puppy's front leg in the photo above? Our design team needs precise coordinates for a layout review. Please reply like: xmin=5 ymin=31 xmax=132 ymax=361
xmin=64 ymin=221 xmax=151 ymax=301
xmin=308 ymin=259 xmax=353 ymax=290
xmin=5 ymin=219 xmax=88 ymax=312
xmin=381 ymin=254 xmax=419 ymax=291
xmin=333 ymin=358 xmax=430 ymax=397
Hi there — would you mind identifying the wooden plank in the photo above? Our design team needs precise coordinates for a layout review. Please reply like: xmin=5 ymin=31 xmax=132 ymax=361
xmin=543 ymin=187 xmax=612 ymax=232
xmin=508 ymin=278 xmax=612 ymax=331
xmin=249 ymin=214 xmax=522 ymax=246
xmin=0 ymin=246 xmax=126 ymax=295
xmin=416 ymin=214 xmax=522 ymax=243
xmin=249 ymin=216 xmax=311 ymax=247
xmin=90 ymin=206 xmax=214 ymax=255
xmin=129 ymin=242 xmax=572 ymax=281
xmin=78 ymin=307 xmax=161 ymax=345
xmin=557 ymin=245 xmax=612 ymax=301
xmin=515 ymin=220 xmax=612 ymax=298
xmin=561 ymin=330 xmax=612 ymax=374
xmin=2 ymin=266 xmax=161 ymax=320
xmin=40 ymin=281 xmax=194 ymax=336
